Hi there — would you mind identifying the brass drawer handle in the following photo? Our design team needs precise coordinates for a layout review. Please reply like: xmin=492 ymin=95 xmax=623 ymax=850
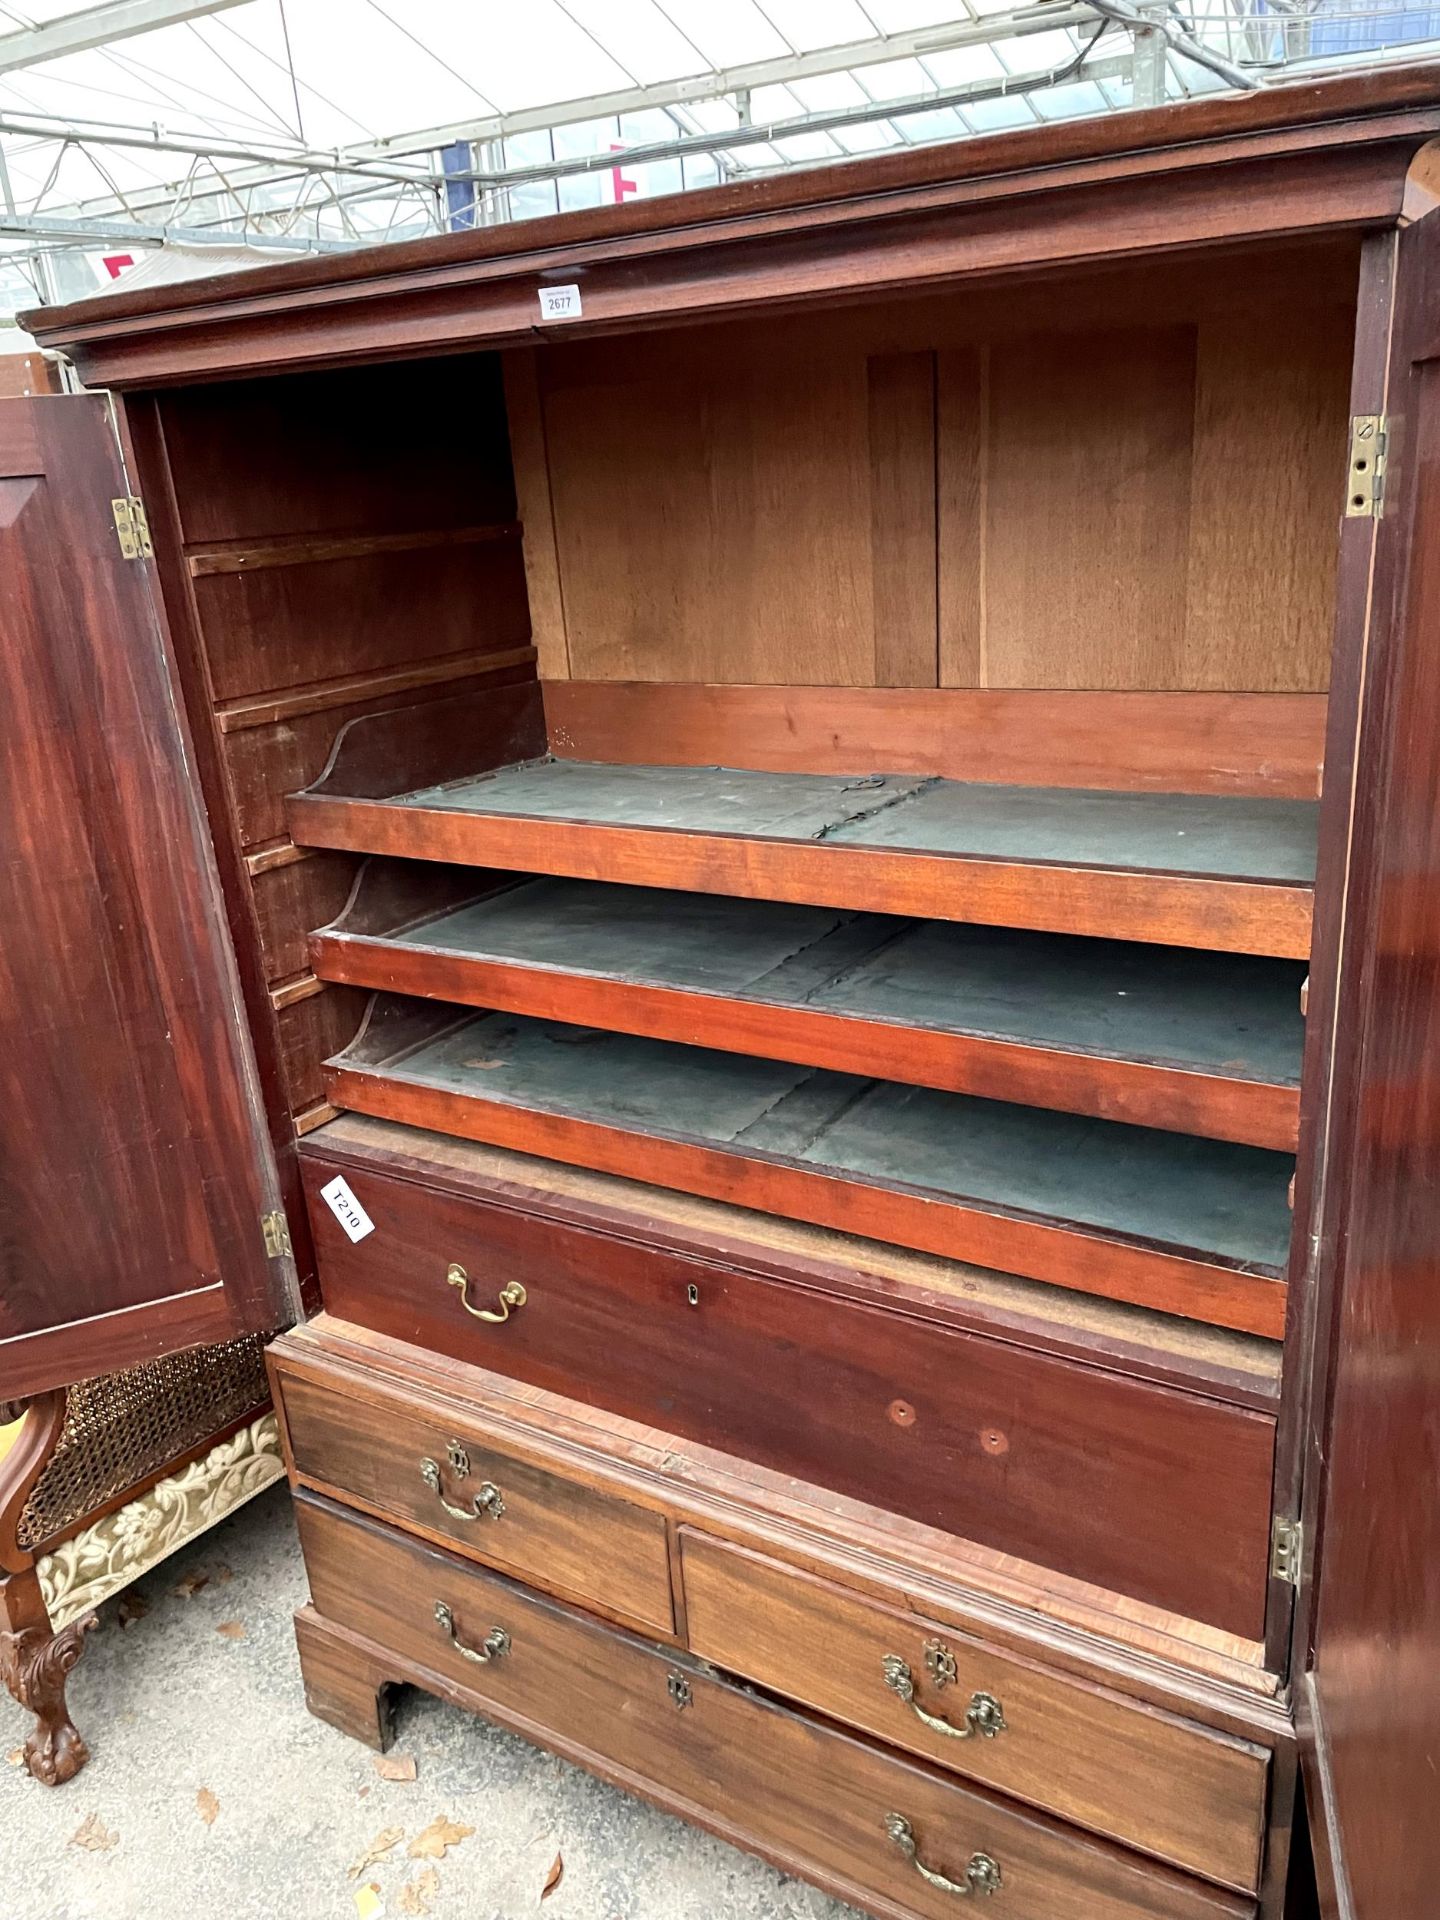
xmin=885 ymin=1815 xmax=1001 ymax=1899
xmin=420 ymin=1458 xmax=505 ymax=1522
xmin=448 ymin=1263 xmax=526 ymax=1323
xmin=883 ymin=1656 xmax=1006 ymax=1742
xmin=434 ymin=1601 xmax=510 ymax=1666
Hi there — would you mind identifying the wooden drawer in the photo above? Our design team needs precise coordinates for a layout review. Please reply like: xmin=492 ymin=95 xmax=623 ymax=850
xmin=277 ymin=1369 xmax=674 ymax=1637
xmin=680 ymin=1531 xmax=1267 ymax=1893
xmin=300 ymin=1145 xmax=1275 ymax=1640
xmin=296 ymin=1495 xmax=1252 ymax=1920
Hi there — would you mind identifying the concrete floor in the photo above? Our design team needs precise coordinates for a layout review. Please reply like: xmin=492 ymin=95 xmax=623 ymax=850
xmin=0 ymin=1484 xmax=858 ymax=1920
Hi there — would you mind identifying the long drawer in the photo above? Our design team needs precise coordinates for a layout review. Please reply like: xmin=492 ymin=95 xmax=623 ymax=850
xmin=295 ymin=1494 xmax=1253 ymax=1920
xmin=300 ymin=1145 xmax=1275 ymax=1639
xmin=680 ymin=1530 xmax=1267 ymax=1893
xmin=279 ymin=1369 xmax=674 ymax=1637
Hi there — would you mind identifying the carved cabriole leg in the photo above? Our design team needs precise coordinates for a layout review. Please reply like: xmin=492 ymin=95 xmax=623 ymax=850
xmin=0 ymin=1601 xmax=98 ymax=1785
xmin=295 ymin=1605 xmax=397 ymax=1752
xmin=0 ymin=1390 xmax=96 ymax=1786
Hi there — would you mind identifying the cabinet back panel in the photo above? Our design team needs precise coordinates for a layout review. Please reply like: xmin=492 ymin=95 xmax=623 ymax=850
xmin=519 ymin=240 xmax=1356 ymax=693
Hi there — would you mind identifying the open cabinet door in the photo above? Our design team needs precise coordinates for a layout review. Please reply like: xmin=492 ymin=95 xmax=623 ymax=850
xmin=0 ymin=395 xmax=295 ymax=1401
xmin=1297 ymin=209 xmax=1440 ymax=1920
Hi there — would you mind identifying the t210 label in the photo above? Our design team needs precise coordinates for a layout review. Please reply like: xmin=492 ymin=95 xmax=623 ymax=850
xmin=319 ymin=1174 xmax=374 ymax=1244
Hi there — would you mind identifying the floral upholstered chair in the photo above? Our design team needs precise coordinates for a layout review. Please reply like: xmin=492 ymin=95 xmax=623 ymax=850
xmin=0 ymin=1335 xmax=282 ymax=1784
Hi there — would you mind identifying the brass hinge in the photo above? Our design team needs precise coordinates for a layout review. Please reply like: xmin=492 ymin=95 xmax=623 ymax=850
xmin=1344 ymin=414 xmax=1388 ymax=518
xmin=261 ymin=1210 xmax=292 ymax=1260
xmin=111 ymin=494 xmax=153 ymax=559
xmin=1271 ymin=1516 xmax=1302 ymax=1585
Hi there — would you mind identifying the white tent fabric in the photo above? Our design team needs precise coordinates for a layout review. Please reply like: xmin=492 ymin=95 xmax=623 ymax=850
xmin=1 ymin=0 xmax=1437 ymax=321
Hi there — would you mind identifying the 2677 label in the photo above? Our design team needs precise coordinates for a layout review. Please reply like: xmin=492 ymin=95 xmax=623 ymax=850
xmin=538 ymin=282 xmax=582 ymax=320
xmin=319 ymin=1174 xmax=374 ymax=1244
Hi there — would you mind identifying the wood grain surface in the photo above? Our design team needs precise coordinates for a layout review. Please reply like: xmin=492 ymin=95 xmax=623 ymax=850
xmin=298 ymin=1147 xmax=1277 ymax=1635
xmin=295 ymin=1497 xmax=1257 ymax=1920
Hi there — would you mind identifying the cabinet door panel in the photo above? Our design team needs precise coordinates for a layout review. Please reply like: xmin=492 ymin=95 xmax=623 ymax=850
xmin=0 ymin=396 xmax=291 ymax=1397
xmin=1298 ymin=217 xmax=1440 ymax=1920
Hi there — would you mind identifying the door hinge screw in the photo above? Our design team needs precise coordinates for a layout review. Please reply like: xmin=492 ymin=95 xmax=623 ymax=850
xmin=111 ymin=495 xmax=153 ymax=558
xmin=1271 ymin=1516 xmax=1302 ymax=1585
xmin=1345 ymin=415 xmax=1387 ymax=518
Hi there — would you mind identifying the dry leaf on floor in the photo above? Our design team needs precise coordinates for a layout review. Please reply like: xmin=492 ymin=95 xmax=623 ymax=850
xmin=542 ymin=1851 xmax=564 ymax=1900
xmin=172 ymin=1571 xmax=209 ymax=1600
xmin=70 ymin=1813 xmax=118 ymax=1852
xmin=213 ymin=1564 xmax=234 ymax=1584
xmin=353 ymin=1883 xmax=383 ymax=1920
xmin=196 ymin=1788 xmax=220 ymax=1827
xmin=6 ymin=1747 xmax=24 ymax=1768
xmin=116 ymin=1593 xmax=150 ymax=1630
xmin=215 ymin=1620 xmax=246 ymax=1641
xmin=373 ymin=1752 xmax=417 ymax=1783
xmin=396 ymin=1867 xmax=439 ymax=1915
xmin=349 ymin=1826 xmax=404 ymax=1879
xmin=407 ymin=1815 xmax=474 ymax=1861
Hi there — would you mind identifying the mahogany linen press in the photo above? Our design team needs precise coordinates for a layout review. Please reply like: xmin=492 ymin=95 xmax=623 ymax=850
xmin=8 ymin=65 xmax=1440 ymax=1920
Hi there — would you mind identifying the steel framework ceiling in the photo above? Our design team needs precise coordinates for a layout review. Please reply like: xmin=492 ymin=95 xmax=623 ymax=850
xmin=2 ymin=0 xmax=1437 ymax=324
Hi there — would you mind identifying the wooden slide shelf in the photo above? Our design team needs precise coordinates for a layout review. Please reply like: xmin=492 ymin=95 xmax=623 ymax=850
xmin=323 ymin=998 xmax=1295 ymax=1339
xmin=286 ymin=694 xmax=1320 ymax=959
xmin=312 ymin=866 xmax=1306 ymax=1151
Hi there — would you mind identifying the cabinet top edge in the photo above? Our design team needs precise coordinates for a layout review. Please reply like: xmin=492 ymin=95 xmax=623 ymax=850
xmin=21 ymin=63 xmax=1440 ymax=383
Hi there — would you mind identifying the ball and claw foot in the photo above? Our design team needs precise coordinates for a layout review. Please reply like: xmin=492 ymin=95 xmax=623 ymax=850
xmin=0 ymin=1611 xmax=98 ymax=1786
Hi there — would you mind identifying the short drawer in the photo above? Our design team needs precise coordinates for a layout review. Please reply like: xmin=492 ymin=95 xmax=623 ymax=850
xmin=296 ymin=1495 xmax=1252 ymax=1920
xmin=680 ymin=1531 xmax=1267 ymax=1893
xmin=277 ymin=1370 xmax=674 ymax=1637
xmin=301 ymin=1145 xmax=1275 ymax=1640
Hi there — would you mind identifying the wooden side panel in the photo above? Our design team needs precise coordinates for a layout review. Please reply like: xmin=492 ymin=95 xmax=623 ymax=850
xmin=197 ymin=534 xmax=529 ymax=704
xmin=148 ymin=355 xmax=538 ymax=1134
xmin=1301 ymin=210 xmax=1440 ymax=1920
xmin=1184 ymin=312 xmax=1353 ymax=691
xmin=250 ymin=850 xmax=358 ymax=983
xmin=939 ymin=313 xmax=1351 ymax=691
xmin=982 ymin=325 xmax=1198 ymax=689
xmin=502 ymin=349 xmax=569 ymax=681
xmin=0 ymin=395 xmax=286 ymax=1397
xmin=157 ymin=355 xmax=516 ymax=541
xmin=0 ymin=349 xmax=60 ymax=398
xmin=936 ymin=344 xmax=985 ymax=686
xmin=868 ymin=350 xmax=938 ymax=686
xmin=539 ymin=331 xmax=878 ymax=685
xmin=227 ymin=671 xmax=537 ymax=852
xmin=274 ymin=983 xmax=369 ymax=1114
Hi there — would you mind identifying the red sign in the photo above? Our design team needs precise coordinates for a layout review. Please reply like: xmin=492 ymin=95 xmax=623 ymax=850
xmin=101 ymin=254 xmax=135 ymax=279
xmin=608 ymin=143 xmax=638 ymax=205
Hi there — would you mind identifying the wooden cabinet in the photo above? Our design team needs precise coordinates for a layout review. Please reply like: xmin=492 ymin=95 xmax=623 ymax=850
xmin=13 ymin=65 xmax=1440 ymax=1920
